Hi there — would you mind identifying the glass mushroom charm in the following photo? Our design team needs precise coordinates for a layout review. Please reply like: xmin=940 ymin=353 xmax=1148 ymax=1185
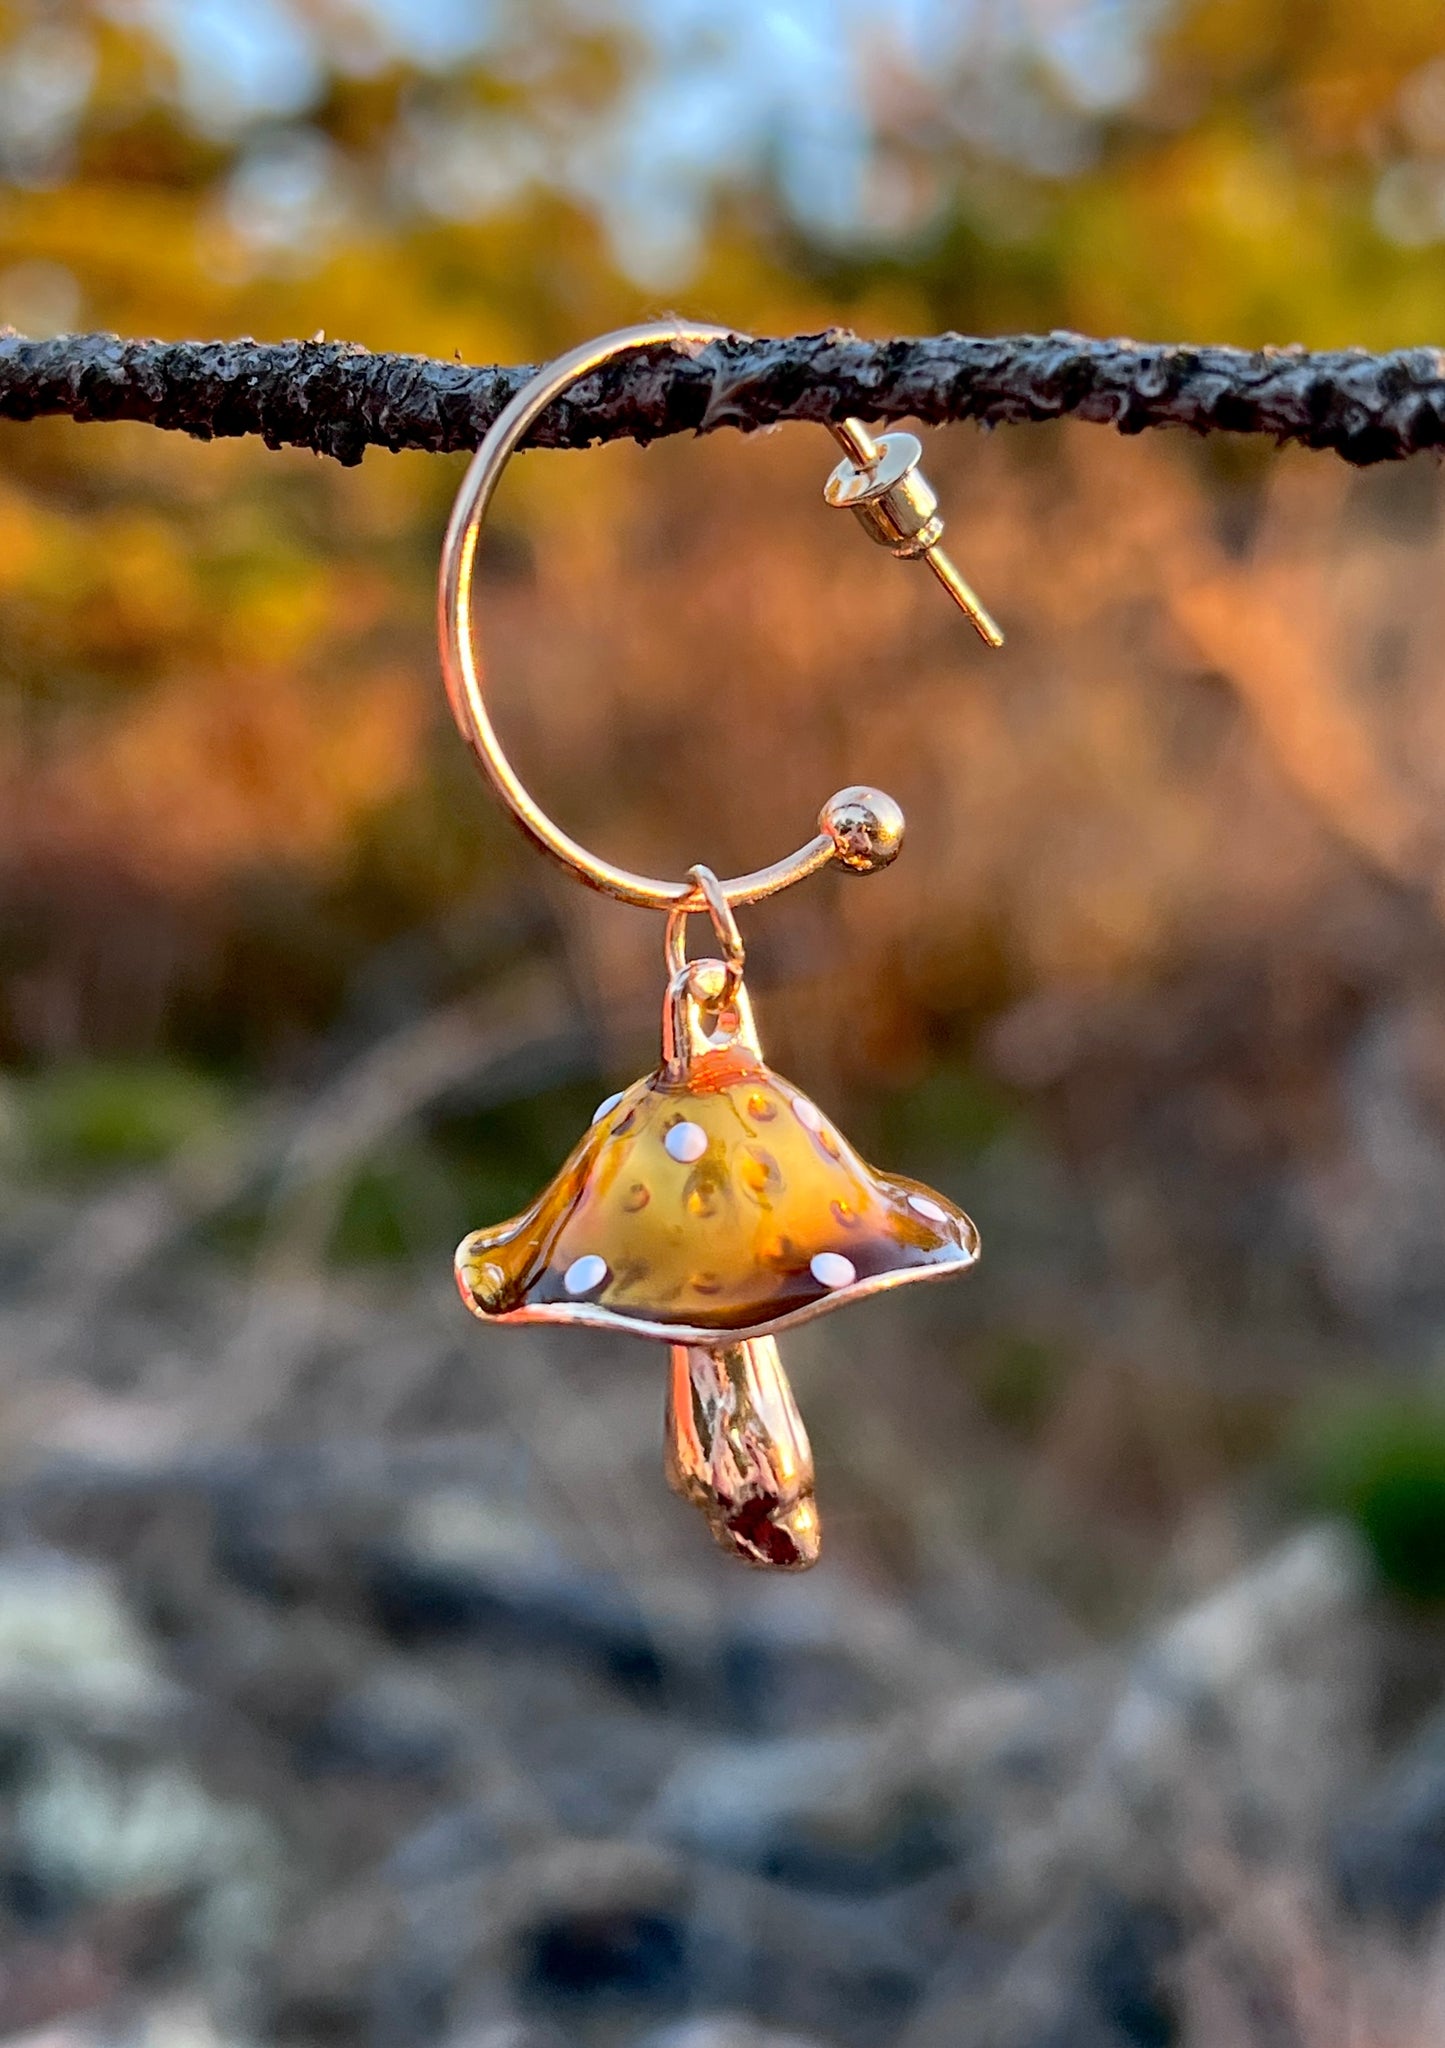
xmin=438 ymin=322 xmax=1000 ymax=1569
xmin=457 ymin=851 xmax=979 ymax=1568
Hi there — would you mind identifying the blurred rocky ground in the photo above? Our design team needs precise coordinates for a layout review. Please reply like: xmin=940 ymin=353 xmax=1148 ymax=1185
xmin=1 ymin=1040 xmax=1445 ymax=2048
xmin=0 ymin=1438 xmax=1437 ymax=2048
xmin=2 ymin=946 xmax=1445 ymax=2047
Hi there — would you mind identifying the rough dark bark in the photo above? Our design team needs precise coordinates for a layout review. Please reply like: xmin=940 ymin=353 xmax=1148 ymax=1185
xmin=1 ymin=326 xmax=1443 ymax=466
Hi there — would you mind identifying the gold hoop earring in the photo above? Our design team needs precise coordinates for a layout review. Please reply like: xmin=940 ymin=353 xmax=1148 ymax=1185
xmin=440 ymin=320 xmax=999 ymax=1571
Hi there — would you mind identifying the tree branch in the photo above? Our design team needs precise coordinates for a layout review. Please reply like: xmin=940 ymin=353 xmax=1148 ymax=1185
xmin=1 ymin=327 xmax=1443 ymax=467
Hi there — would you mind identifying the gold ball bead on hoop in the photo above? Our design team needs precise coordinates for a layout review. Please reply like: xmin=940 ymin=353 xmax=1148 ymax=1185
xmin=819 ymin=786 xmax=906 ymax=874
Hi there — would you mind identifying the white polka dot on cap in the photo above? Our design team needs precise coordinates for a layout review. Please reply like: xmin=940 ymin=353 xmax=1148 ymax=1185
xmin=563 ymin=1253 xmax=609 ymax=1296
xmin=664 ymin=1121 xmax=708 ymax=1164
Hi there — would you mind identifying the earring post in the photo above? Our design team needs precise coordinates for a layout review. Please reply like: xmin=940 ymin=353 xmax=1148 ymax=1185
xmin=922 ymin=547 xmax=1005 ymax=646
xmin=829 ymin=417 xmax=883 ymax=470
xmin=823 ymin=418 xmax=1004 ymax=647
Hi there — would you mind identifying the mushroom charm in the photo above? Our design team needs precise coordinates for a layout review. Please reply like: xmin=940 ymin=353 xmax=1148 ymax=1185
xmin=437 ymin=320 xmax=999 ymax=1569
xmin=456 ymin=891 xmax=978 ymax=1568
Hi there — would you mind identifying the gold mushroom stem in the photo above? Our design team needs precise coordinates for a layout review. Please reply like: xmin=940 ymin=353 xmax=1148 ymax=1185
xmin=664 ymin=1338 xmax=820 ymax=1571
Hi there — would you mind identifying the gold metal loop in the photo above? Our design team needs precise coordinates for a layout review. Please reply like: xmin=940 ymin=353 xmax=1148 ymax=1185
xmin=664 ymin=864 xmax=745 ymax=986
xmin=662 ymin=960 xmax=762 ymax=1078
xmin=438 ymin=319 xmax=876 ymax=912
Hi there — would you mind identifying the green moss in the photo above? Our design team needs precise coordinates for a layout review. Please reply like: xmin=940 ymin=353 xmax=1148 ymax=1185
xmin=1295 ymin=1392 xmax=1445 ymax=1603
xmin=329 ymin=1158 xmax=434 ymax=1266
xmin=21 ymin=1061 xmax=233 ymax=1175
xmin=877 ymin=1065 xmax=1020 ymax=1171
xmin=977 ymin=1335 xmax=1066 ymax=1437
xmin=431 ymin=1077 xmax=611 ymax=1221
xmin=326 ymin=1076 xmax=611 ymax=1268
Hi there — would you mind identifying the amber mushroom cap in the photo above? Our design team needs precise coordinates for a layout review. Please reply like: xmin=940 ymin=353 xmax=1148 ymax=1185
xmin=456 ymin=1047 xmax=978 ymax=1345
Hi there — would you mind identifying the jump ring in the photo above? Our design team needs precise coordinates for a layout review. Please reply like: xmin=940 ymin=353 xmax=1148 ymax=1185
xmin=664 ymin=864 xmax=745 ymax=996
